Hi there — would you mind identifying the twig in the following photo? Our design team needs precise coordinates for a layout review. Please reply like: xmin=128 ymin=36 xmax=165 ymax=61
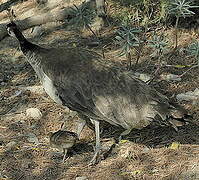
xmin=147 ymin=64 xmax=163 ymax=85
xmin=86 ymin=24 xmax=97 ymax=37
xmin=137 ymin=63 xmax=193 ymax=71
xmin=178 ymin=64 xmax=199 ymax=77
xmin=127 ymin=52 xmax=132 ymax=70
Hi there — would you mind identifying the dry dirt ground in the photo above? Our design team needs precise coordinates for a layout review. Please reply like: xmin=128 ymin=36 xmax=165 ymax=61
xmin=0 ymin=0 xmax=199 ymax=180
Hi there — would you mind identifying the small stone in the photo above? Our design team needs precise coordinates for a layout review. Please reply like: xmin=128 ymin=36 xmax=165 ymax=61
xmin=6 ymin=141 xmax=17 ymax=150
xmin=152 ymin=169 xmax=159 ymax=173
xmin=1 ymin=82 xmax=6 ymax=86
xmin=26 ymin=108 xmax=42 ymax=119
xmin=75 ymin=176 xmax=88 ymax=180
xmin=120 ymin=147 xmax=131 ymax=158
xmin=134 ymin=72 xmax=151 ymax=82
xmin=142 ymin=147 xmax=150 ymax=153
xmin=160 ymin=73 xmax=181 ymax=81
xmin=176 ymin=88 xmax=199 ymax=103
xmin=26 ymin=133 xmax=39 ymax=145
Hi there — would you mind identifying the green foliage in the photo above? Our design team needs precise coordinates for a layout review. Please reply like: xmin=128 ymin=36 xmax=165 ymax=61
xmin=168 ymin=0 xmax=198 ymax=18
xmin=70 ymin=3 xmax=96 ymax=29
xmin=115 ymin=23 xmax=143 ymax=68
xmin=147 ymin=33 xmax=168 ymax=57
xmin=167 ymin=0 xmax=199 ymax=49
xmin=115 ymin=26 xmax=142 ymax=56
xmin=186 ymin=41 xmax=199 ymax=64
xmin=159 ymin=0 xmax=170 ymax=19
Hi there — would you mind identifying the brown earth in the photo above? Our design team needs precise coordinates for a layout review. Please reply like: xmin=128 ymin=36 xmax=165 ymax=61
xmin=0 ymin=0 xmax=199 ymax=180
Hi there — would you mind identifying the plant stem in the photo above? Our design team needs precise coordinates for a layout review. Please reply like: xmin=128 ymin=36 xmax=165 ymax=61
xmin=135 ymin=47 xmax=141 ymax=69
xmin=178 ymin=64 xmax=199 ymax=77
xmin=86 ymin=24 xmax=98 ymax=38
xmin=127 ymin=52 xmax=132 ymax=70
xmin=174 ymin=16 xmax=179 ymax=49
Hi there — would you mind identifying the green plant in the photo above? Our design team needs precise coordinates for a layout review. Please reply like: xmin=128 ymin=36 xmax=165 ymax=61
xmin=176 ymin=41 xmax=199 ymax=77
xmin=115 ymin=24 xmax=142 ymax=68
xmin=70 ymin=3 xmax=96 ymax=36
xmin=167 ymin=0 xmax=199 ymax=49
xmin=147 ymin=33 xmax=168 ymax=59
xmin=146 ymin=33 xmax=169 ymax=80
xmin=186 ymin=41 xmax=199 ymax=64
xmin=158 ymin=0 xmax=170 ymax=23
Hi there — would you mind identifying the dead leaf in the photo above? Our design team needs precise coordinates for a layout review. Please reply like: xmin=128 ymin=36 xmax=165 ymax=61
xmin=169 ymin=142 xmax=180 ymax=150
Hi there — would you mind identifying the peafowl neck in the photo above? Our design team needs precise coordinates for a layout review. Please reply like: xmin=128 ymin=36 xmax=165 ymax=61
xmin=13 ymin=28 xmax=45 ymax=78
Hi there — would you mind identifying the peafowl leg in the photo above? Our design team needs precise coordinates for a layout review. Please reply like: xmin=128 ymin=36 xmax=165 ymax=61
xmin=119 ymin=128 xmax=133 ymax=141
xmin=89 ymin=120 xmax=101 ymax=165
xmin=62 ymin=149 xmax=68 ymax=163
xmin=76 ymin=119 xmax=86 ymax=138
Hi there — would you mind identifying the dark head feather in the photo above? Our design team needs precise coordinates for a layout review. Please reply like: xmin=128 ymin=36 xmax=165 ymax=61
xmin=6 ymin=22 xmax=39 ymax=54
xmin=6 ymin=21 xmax=17 ymax=28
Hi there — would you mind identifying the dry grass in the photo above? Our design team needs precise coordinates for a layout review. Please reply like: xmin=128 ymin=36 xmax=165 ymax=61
xmin=0 ymin=0 xmax=199 ymax=179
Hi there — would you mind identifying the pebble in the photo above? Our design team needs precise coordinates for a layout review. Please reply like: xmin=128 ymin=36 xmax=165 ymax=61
xmin=6 ymin=141 xmax=17 ymax=150
xmin=26 ymin=108 xmax=42 ymax=119
xmin=134 ymin=72 xmax=151 ymax=82
xmin=75 ymin=176 xmax=88 ymax=180
xmin=26 ymin=133 xmax=39 ymax=145
xmin=141 ymin=147 xmax=150 ymax=153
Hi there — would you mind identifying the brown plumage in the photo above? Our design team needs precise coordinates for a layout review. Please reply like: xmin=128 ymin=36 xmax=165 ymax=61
xmin=7 ymin=22 xmax=190 ymax=165
xmin=49 ymin=130 xmax=78 ymax=162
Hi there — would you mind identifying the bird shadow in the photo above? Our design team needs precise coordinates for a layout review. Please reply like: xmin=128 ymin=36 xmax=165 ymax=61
xmin=91 ymin=122 xmax=199 ymax=160
xmin=126 ymin=123 xmax=199 ymax=147
xmin=103 ymin=119 xmax=199 ymax=147
xmin=71 ymin=142 xmax=94 ymax=155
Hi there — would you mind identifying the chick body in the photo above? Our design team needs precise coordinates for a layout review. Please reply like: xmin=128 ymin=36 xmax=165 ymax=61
xmin=49 ymin=130 xmax=78 ymax=162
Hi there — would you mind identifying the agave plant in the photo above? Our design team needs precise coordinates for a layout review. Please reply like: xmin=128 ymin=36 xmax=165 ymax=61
xmin=167 ymin=0 xmax=199 ymax=49
xmin=115 ymin=25 xmax=142 ymax=68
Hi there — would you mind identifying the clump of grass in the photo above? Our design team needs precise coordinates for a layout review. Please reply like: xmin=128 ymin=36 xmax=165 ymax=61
xmin=112 ymin=0 xmax=171 ymax=27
